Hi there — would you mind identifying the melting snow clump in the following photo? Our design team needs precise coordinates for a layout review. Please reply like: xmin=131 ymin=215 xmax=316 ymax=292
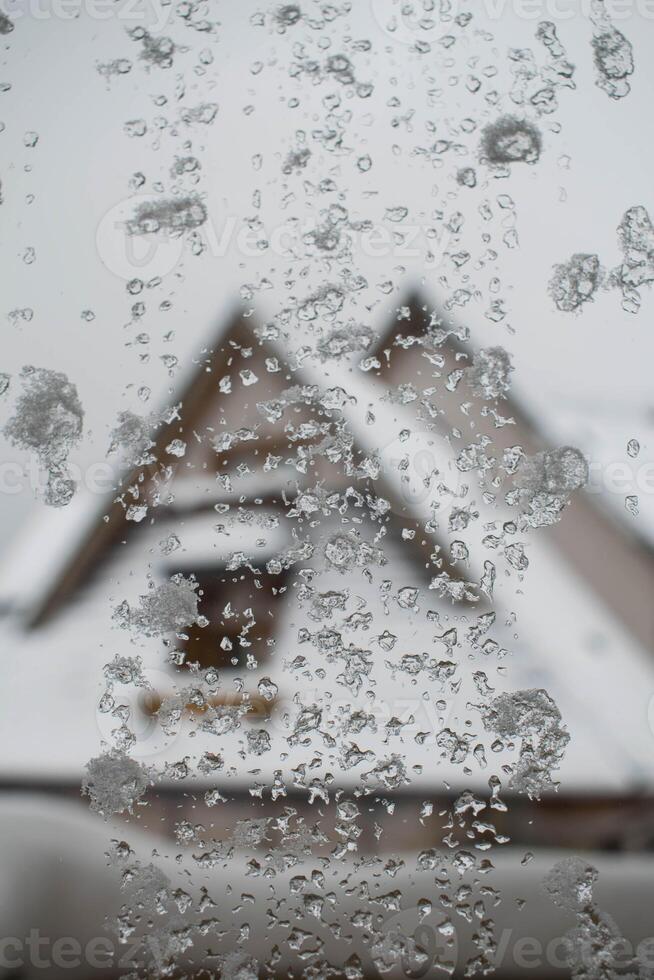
xmin=113 ymin=574 xmax=202 ymax=636
xmin=482 ymin=688 xmax=570 ymax=798
xmin=481 ymin=115 xmax=542 ymax=165
xmin=324 ymin=531 xmax=386 ymax=572
xmin=592 ymin=27 xmax=634 ymax=100
xmin=127 ymin=194 xmax=207 ymax=235
xmin=543 ymin=857 xmax=641 ymax=977
xmin=108 ymin=409 xmax=157 ymax=464
xmin=467 ymin=346 xmax=513 ymax=399
xmin=542 ymin=856 xmax=597 ymax=911
xmin=82 ymin=750 xmax=153 ymax=816
xmin=513 ymin=446 xmax=589 ymax=525
xmin=549 ymin=253 xmax=601 ymax=312
xmin=129 ymin=28 xmax=176 ymax=69
xmin=521 ymin=446 xmax=588 ymax=496
xmin=3 ymin=365 xmax=83 ymax=506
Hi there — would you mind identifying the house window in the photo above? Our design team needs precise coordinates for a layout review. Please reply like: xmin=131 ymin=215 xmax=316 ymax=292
xmin=173 ymin=566 xmax=290 ymax=671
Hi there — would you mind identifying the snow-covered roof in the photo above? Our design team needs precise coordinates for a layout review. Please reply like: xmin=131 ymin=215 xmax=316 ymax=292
xmin=1 ymin=295 xmax=654 ymax=796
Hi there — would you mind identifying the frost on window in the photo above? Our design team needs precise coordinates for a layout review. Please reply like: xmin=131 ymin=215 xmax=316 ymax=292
xmin=1 ymin=2 xmax=652 ymax=979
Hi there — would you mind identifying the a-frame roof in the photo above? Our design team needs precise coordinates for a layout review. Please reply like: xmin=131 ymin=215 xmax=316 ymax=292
xmin=6 ymin=287 xmax=654 ymax=660
xmin=370 ymin=290 xmax=654 ymax=657
xmin=11 ymin=295 xmax=461 ymax=629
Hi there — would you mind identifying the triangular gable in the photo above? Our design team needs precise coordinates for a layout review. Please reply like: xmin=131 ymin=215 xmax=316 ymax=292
xmin=369 ymin=290 xmax=654 ymax=654
xmin=27 ymin=302 xmax=464 ymax=629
